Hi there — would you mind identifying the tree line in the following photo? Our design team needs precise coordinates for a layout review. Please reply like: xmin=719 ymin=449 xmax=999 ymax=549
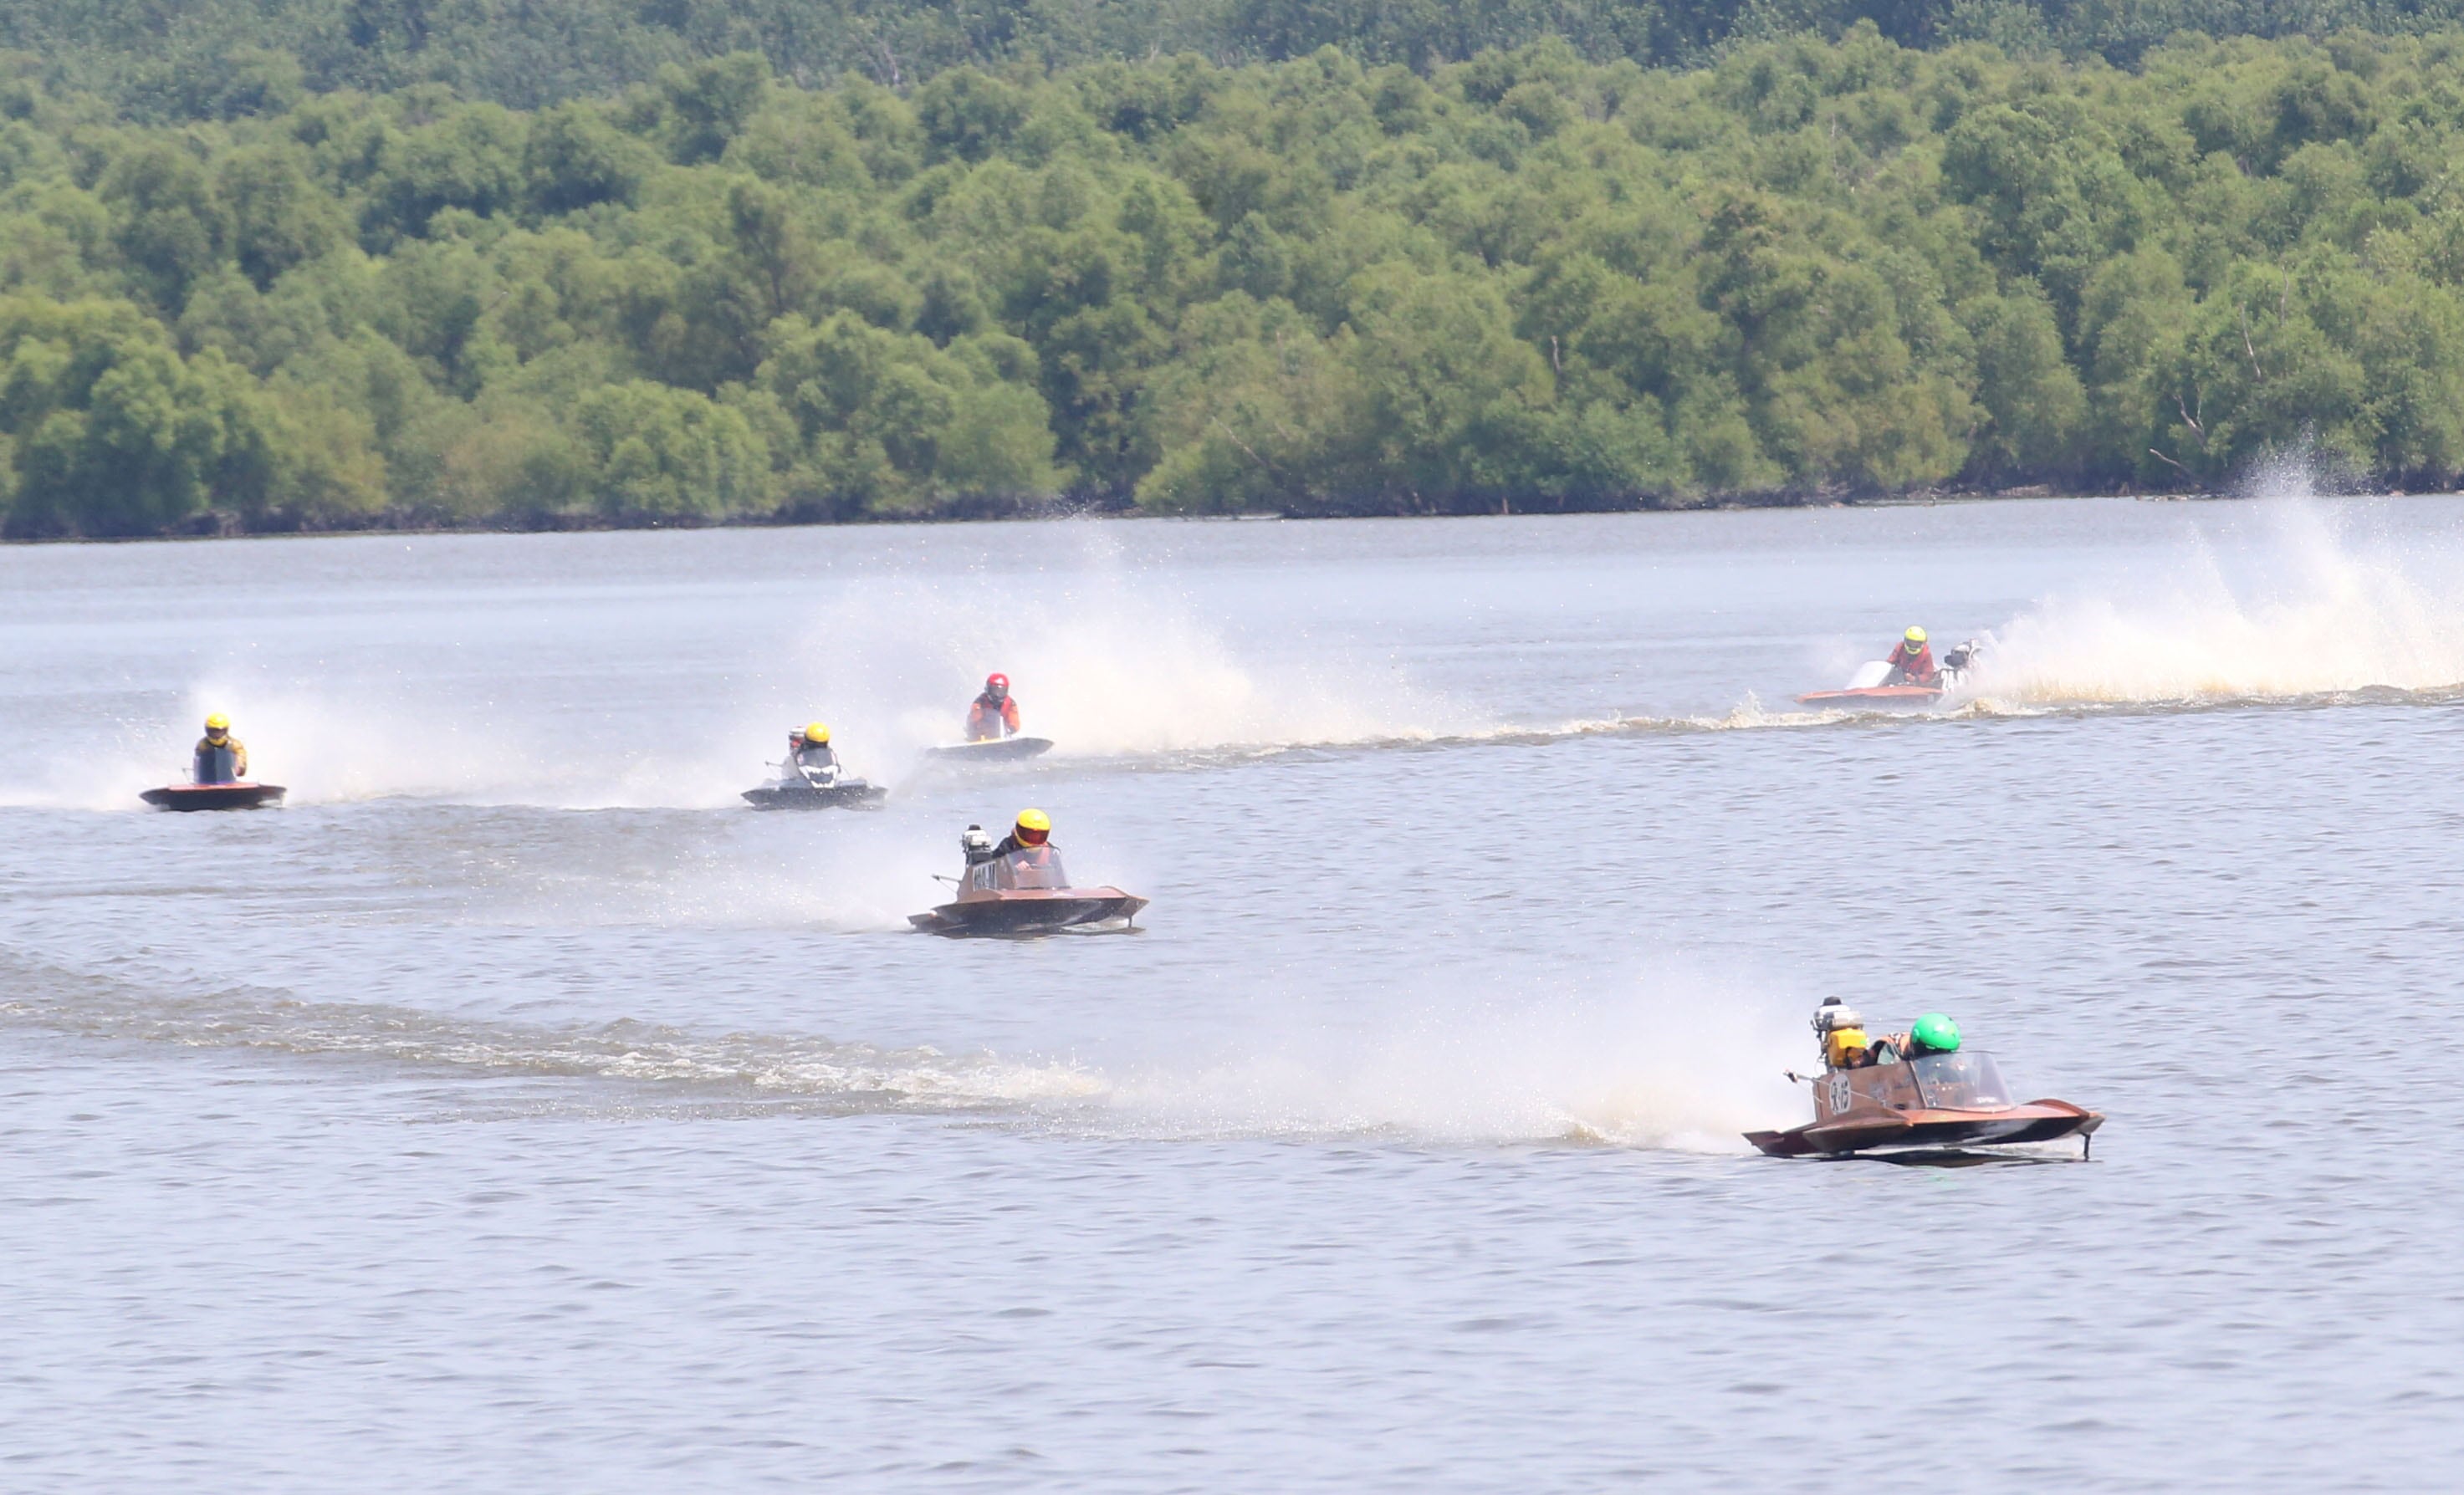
xmin=7 ymin=25 xmax=2464 ymax=535
xmin=18 ymin=0 xmax=2464 ymax=117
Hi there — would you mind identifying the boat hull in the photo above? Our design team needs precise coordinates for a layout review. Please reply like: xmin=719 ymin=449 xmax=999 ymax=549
xmin=741 ymin=780 xmax=887 ymax=810
xmin=1746 ymin=1100 xmax=2102 ymax=1157
xmin=922 ymin=737 xmax=1054 ymax=763
xmin=140 ymin=782 xmax=287 ymax=811
xmin=910 ymin=886 xmax=1147 ymax=936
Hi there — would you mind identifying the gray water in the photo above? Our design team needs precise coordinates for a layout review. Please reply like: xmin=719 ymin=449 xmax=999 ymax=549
xmin=3 ymin=497 xmax=2461 ymax=1490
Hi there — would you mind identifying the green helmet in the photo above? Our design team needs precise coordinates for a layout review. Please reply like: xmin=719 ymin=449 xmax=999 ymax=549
xmin=1910 ymin=1013 xmax=1961 ymax=1054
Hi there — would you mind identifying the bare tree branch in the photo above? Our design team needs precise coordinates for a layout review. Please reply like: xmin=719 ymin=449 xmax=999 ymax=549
xmin=2175 ymin=388 xmax=2210 ymax=450
xmin=1210 ymin=416 xmax=1275 ymax=475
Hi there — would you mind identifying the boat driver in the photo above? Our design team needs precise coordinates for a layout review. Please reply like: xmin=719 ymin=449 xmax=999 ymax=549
xmin=1884 ymin=626 xmax=1938 ymax=686
xmin=993 ymin=807 xmax=1054 ymax=860
xmin=1814 ymin=998 xmax=1874 ymax=1069
xmin=195 ymin=713 xmax=248 ymax=784
xmin=1875 ymin=1013 xmax=1960 ymax=1063
xmin=791 ymin=721 xmax=840 ymax=780
xmin=966 ymin=673 xmax=1021 ymax=741
xmin=1824 ymin=1023 xmax=1874 ymax=1069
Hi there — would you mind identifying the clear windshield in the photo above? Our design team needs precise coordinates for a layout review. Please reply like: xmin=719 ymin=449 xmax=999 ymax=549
xmin=994 ymin=847 xmax=1071 ymax=890
xmin=1908 ymin=1051 xmax=2013 ymax=1111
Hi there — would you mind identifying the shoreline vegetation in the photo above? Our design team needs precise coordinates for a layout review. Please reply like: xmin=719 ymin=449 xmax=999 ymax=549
xmin=12 ymin=483 xmax=2279 ymax=545
xmin=8 ymin=12 xmax=2464 ymax=537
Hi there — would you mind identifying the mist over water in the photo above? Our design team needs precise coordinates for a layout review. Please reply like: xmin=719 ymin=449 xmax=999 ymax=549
xmin=0 ymin=524 xmax=1478 ymax=811
xmin=1102 ymin=968 xmax=1803 ymax=1149
xmin=1970 ymin=497 xmax=2464 ymax=705
xmin=0 ymin=945 xmax=1793 ymax=1149
xmin=3 ymin=496 xmax=2461 ymax=1490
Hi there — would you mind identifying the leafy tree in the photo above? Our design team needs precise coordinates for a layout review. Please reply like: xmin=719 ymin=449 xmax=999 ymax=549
xmin=100 ymin=141 xmax=227 ymax=312
xmin=219 ymin=144 xmax=340 ymax=289
xmin=524 ymin=100 xmax=652 ymax=216
xmin=0 ymin=295 xmax=287 ymax=534
xmin=571 ymin=378 xmax=769 ymax=520
xmin=658 ymin=52 xmax=769 ymax=165
xmin=11 ymin=28 xmax=2464 ymax=535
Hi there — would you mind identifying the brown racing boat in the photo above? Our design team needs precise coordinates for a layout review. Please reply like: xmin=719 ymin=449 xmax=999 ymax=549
xmin=1746 ymin=1002 xmax=2102 ymax=1159
xmin=910 ymin=825 xmax=1145 ymax=936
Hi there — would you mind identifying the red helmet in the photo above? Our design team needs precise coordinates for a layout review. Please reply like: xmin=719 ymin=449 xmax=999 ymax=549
xmin=985 ymin=673 xmax=1009 ymax=693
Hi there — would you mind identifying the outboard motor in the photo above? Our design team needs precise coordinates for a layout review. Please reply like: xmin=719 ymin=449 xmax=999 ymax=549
xmin=1811 ymin=997 xmax=1863 ymax=1038
xmin=961 ymin=824 xmax=995 ymax=865
xmin=1939 ymin=637 xmax=1986 ymax=687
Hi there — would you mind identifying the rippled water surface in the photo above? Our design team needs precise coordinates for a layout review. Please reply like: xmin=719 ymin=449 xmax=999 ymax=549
xmin=4 ymin=497 xmax=2462 ymax=1490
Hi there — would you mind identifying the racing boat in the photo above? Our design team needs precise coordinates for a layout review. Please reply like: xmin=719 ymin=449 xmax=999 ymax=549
xmin=922 ymin=736 xmax=1053 ymax=763
xmin=910 ymin=825 xmax=1145 ymax=936
xmin=1797 ymin=640 xmax=1981 ymax=707
xmin=1746 ymin=1051 xmax=2103 ymax=1156
xmin=140 ymin=782 xmax=286 ymax=810
xmin=1746 ymin=1003 xmax=2102 ymax=1158
xmin=741 ymin=766 xmax=887 ymax=810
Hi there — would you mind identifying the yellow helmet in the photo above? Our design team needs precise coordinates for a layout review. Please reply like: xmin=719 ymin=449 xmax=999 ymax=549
xmin=804 ymin=721 xmax=830 ymax=743
xmin=1016 ymin=808 xmax=1051 ymax=833
xmin=1904 ymin=626 xmax=1928 ymax=645
xmin=203 ymin=713 xmax=230 ymax=732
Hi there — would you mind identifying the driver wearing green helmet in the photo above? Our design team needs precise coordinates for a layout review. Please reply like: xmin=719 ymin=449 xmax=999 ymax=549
xmin=1875 ymin=1012 xmax=1960 ymax=1064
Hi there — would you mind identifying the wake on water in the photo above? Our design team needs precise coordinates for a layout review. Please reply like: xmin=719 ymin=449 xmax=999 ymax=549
xmin=1966 ymin=497 xmax=2464 ymax=706
xmin=18 ymin=482 xmax=2464 ymax=812
xmin=0 ymin=948 xmax=1801 ymax=1151
xmin=28 ymin=496 xmax=2446 ymax=1145
xmin=5 ymin=525 xmax=1484 ymax=811
xmin=1768 ymin=479 xmax=2464 ymax=722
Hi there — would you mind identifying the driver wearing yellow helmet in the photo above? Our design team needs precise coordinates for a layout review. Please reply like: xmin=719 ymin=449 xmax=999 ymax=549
xmin=985 ymin=807 xmax=1056 ymax=861
xmin=789 ymin=721 xmax=840 ymax=781
xmin=1885 ymin=625 xmax=1939 ymax=686
xmin=959 ymin=809 xmax=1063 ymax=890
xmin=193 ymin=713 xmax=248 ymax=784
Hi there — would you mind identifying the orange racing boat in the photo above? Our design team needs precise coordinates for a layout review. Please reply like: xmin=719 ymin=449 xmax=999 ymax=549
xmin=1746 ymin=1003 xmax=2102 ymax=1159
xmin=1797 ymin=638 xmax=1982 ymax=707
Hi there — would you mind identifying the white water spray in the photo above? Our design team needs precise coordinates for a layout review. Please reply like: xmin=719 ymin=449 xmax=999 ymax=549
xmin=1970 ymin=492 xmax=2464 ymax=704
xmin=1099 ymin=967 xmax=1804 ymax=1150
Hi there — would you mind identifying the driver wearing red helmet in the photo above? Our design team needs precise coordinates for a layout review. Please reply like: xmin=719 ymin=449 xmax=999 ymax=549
xmin=966 ymin=673 xmax=1022 ymax=742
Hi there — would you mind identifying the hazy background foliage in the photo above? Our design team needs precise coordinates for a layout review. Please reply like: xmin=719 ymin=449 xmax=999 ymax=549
xmin=7 ymin=3 xmax=2464 ymax=532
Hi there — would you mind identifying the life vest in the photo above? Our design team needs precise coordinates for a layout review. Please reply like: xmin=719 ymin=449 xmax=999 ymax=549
xmin=194 ymin=739 xmax=244 ymax=784
xmin=967 ymin=693 xmax=1020 ymax=741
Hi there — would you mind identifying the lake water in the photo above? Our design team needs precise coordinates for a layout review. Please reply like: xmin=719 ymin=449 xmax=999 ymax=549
xmin=3 ymin=496 xmax=2461 ymax=1490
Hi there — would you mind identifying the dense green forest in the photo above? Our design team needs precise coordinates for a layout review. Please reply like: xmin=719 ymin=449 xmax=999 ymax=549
xmin=18 ymin=0 xmax=2464 ymax=115
xmin=8 ymin=19 xmax=2464 ymax=533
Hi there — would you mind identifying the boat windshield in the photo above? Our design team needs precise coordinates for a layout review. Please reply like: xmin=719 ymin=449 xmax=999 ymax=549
xmin=1907 ymin=1051 xmax=2014 ymax=1111
xmin=993 ymin=846 xmax=1071 ymax=890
